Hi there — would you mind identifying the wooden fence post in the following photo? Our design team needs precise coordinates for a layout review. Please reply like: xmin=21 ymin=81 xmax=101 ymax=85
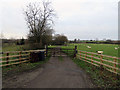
xmin=91 ymin=53 xmax=95 ymax=70
xmin=6 ymin=53 xmax=9 ymax=65
xmin=46 ymin=45 xmax=48 ymax=57
xmin=100 ymin=55 xmax=103 ymax=65
xmin=114 ymin=58 xmax=117 ymax=73
xmin=19 ymin=52 xmax=22 ymax=64
xmin=85 ymin=52 xmax=88 ymax=65
xmin=80 ymin=51 xmax=81 ymax=59
xmin=29 ymin=51 xmax=31 ymax=61
xmin=67 ymin=49 xmax=68 ymax=55
xmin=85 ymin=52 xmax=87 ymax=60
xmin=100 ymin=55 xmax=104 ymax=73
xmin=91 ymin=53 xmax=93 ymax=64
xmin=60 ymin=48 xmax=61 ymax=56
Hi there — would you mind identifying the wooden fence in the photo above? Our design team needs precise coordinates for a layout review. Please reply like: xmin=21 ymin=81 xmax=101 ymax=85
xmin=1 ymin=47 xmax=120 ymax=75
xmin=47 ymin=47 xmax=75 ymax=57
xmin=61 ymin=48 xmax=75 ymax=57
xmin=0 ymin=49 xmax=46 ymax=67
xmin=77 ymin=50 xmax=120 ymax=75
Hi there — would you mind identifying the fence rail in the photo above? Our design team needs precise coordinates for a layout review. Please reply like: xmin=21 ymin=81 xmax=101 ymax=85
xmin=77 ymin=50 xmax=120 ymax=75
xmin=1 ymin=47 xmax=120 ymax=75
xmin=0 ymin=49 xmax=46 ymax=67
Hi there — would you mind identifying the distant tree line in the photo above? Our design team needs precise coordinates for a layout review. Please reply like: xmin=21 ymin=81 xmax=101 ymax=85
xmin=16 ymin=38 xmax=25 ymax=45
xmin=69 ymin=39 xmax=120 ymax=44
xmin=2 ymin=34 xmax=68 ymax=48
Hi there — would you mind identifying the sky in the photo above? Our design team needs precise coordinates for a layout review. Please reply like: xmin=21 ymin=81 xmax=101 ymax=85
xmin=0 ymin=0 xmax=119 ymax=40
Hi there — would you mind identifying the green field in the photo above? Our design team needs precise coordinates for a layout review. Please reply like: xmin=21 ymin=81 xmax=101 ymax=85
xmin=2 ymin=43 xmax=24 ymax=52
xmin=62 ymin=43 xmax=119 ymax=57
xmin=2 ymin=43 xmax=119 ymax=57
xmin=61 ymin=43 xmax=120 ymax=74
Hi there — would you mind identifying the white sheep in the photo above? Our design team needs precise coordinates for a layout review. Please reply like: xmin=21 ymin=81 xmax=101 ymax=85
xmin=87 ymin=46 xmax=91 ymax=49
xmin=97 ymin=51 xmax=103 ymax=54
xmin=115 ymin=47 xmax=118 ymax=50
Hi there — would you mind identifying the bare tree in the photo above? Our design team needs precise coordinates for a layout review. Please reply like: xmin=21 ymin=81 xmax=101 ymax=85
xmin=24 ymin=1 xmax=55 ymax=47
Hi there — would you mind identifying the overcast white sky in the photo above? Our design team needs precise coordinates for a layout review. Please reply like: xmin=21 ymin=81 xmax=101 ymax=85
xmin=0 ymin=0 xmax=119 ymax=40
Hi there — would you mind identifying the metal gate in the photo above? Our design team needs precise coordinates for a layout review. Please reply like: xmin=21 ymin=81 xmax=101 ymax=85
xmin=48 ymin=47 xmax=67 ymax=57
xmin=47 ymin=47 xmax=76 ymax=57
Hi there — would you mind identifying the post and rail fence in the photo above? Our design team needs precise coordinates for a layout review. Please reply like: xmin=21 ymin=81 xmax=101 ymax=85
xmin=0 ymin=46 xmax=120 ymax=75
xmin=77 ymin=50 xmax=120 ymax=75
xmin=0 ymin=49 xmax=46 ymax=67
xmin=54 ymin=46 xmax=120 ymax=75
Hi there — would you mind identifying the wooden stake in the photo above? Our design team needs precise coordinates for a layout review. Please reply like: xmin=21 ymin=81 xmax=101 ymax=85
xmin=46 ymin=45 xmax=48 ymax=57
xmin=6 ymin=53 xmax=9 ymax=64
xmin=19 ymin=52 xmax=22 ymax=64
xmin=85 ymin=52 xmax=87 ymax=61
xmin=80 ymin=51 xmax=81 ymax=59
xmin=91 ymin=53 xmax=93 ymax=64
xmin=114 ymin=58 xmax=117 ymax=73
xmin=100 ymin=55 xmax=104 ymax=74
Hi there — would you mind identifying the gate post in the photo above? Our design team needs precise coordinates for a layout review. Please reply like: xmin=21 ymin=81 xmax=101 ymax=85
xmin=46 ymin=45 xmax=48 ymax=57
xmin=6 ymin=53 xmax=9 ymax=65
xmin=74 ymin=46 xmax=77 ymax=58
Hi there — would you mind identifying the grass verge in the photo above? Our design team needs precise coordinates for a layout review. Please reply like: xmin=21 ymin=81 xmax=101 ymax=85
xmin=72 ymin=58 xmax=120 ymax=88
xmin=58 ymin=56 xmax=64 ymax=61
xmin=2 ymin=56 xmax=51 ymax=78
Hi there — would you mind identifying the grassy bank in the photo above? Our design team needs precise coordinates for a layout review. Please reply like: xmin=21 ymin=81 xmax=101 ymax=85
xmin=59 ymin=44 xmax=120 ymax=88
xmin=58 ymin=56 xmax=64 ymax=61
xmin=2 ymin=56 xmax=51 ymax=78
xmin=2 ymin=43 xmax=25 ymax=52
xmin=72 ymin=58 xmax=120 ymax=88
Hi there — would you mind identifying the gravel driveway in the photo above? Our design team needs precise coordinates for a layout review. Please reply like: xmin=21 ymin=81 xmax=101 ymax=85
xmin=3 ymin=56 xmax=95 ymax=88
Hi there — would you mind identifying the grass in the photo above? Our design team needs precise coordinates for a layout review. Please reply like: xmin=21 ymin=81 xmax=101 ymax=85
xmin=3 ymin=43 xmax=119 ymax=57
xmin=48 ymin=45 xmax=57 ymax=48
xmin=59 ymin=44 xmax=120 ymax=88
xmin=72 ymin=58 xmax=120 ymax=88
xmin=2 ymin=43 xmax=25 ymax=52
xmin=2 ymin=56 xmax=51 ymax=77
xmin=62 ymin=43 xmax=119 ymax=57
xmin=2 ymin=43 xmax=51 ymax=77
xmin=61 ymin=43 xmax=120 ymax=74
xmin=58 ymin=56 xmax=64 ymax=61
xmin=2 ymin=43 xmax=120 ymax=88
xmin=1 ymin=44 xmax=29 ymax=66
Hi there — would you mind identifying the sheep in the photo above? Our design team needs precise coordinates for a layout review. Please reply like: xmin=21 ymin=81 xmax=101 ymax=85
xmin=97 ymin=51 xmax=103 ymax=54
xmin=87 ymin=46 xmax=91 ymax=49
xmin=115 ymin=47 xmax=118 ymax=50
xmin=89 ymin=46 xmax=91 ymax=48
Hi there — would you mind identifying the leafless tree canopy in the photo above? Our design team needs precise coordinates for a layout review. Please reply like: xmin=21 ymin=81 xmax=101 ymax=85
xmin=24 ymin=1 xmax=55 ymax=47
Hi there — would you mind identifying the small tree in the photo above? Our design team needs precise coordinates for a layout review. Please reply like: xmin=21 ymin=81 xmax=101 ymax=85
xmin=53 ymin=34 xmax=68 ymax=45
xmin=42 ymin=28 xmax=54 ymax=45
xmin=20 ymin=37 xmax=25 ymax=45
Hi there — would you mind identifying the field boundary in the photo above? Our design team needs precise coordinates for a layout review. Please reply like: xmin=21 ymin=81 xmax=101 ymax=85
xmin=0 ymin=49 xmax=46 ymax=67
xmin=1 ymin=47 xmax=120 ymax=75
xmin=77 ymin=50 xmax=120 ymax=75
